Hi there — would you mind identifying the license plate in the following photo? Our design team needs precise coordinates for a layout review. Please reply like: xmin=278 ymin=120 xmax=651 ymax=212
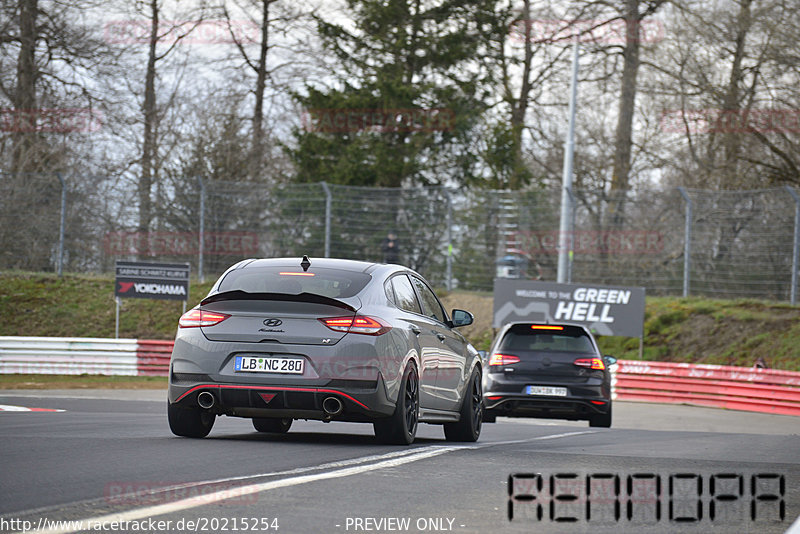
xmin=525 ymin=385 xmax=568 ymax=397
xmin=234 ymin=356 xmax=304 ymax=374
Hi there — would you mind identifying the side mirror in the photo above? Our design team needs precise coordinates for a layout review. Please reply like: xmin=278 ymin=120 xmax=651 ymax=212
xmin=604 ymin=355 xmax=618 ymax=366
xmin=451 ymin=309 xmax=474 ymax=328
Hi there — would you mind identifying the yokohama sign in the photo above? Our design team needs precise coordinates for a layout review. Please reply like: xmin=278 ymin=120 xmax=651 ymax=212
xmin=115 ymin=261 xmax=190 ymax=302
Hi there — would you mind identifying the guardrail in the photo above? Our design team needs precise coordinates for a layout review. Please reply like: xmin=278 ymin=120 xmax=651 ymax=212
xmin=0 ymin=336 xmax=170 ymax=377
xmin=614 ymin=360 xmax=800 ymax=417
xmin=136 ymin=340 xmax=173 ymax=376
xmin=2 ymin=337 xmax=800 ymax=417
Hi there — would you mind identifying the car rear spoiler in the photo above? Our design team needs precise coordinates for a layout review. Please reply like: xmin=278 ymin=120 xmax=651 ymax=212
xmin=200 ymin=290 xmax=357 ymax=312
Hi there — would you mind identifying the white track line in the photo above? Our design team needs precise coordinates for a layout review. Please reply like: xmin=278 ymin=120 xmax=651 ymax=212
xmin=481 ymin=431 xmax=596 ymax=447
xmin=25 ymin=431 xmax=594 ymax=534
xmin=29 ymin=446 xmax=461 ymax=534
xmin=0 ymin=404 xmax=64 ymax=412
xmin=785 ymin=514 xmax=800 ymax=534
xmin=103 ymin=447 xmax=452 ymax=503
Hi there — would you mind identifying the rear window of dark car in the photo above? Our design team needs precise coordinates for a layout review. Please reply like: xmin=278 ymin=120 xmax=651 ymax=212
xmin=216 ymin=267 xmax=371 ymax=299
xmin=500 ymin=324 xmax=596 ymax=353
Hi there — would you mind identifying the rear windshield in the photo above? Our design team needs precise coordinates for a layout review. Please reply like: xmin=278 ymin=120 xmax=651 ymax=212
xmin=500 ymin=324 xmax=595 ymax=353
xmin=216 ymin=267 xmax=371 ymax=299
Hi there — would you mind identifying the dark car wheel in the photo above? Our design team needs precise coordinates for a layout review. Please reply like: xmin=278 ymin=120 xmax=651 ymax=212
xmin=168 ymin=402 xmax=215 ymax=438
xmin=444 ymin=368 xmax=483 ymax=442
xmin=483 ymin=410 xmax=497 ymax=423
xmin=252 ymin=417 xmax=292 ymax=433
xmin=374 ymin=363 xmax=419 ymax=445
xmin=589 ymin=403 xmax=612 ymax=428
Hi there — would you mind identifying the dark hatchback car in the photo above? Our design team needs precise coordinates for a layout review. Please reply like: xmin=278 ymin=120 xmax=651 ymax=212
xmin=482 ymin=323 xmax=615 ymax=427
xmin=167 ymin=257 xmax=483 ymax=444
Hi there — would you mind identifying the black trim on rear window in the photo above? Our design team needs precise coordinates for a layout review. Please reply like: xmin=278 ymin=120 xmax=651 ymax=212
xmin=201 ymin=290 xmax=356 ymax=311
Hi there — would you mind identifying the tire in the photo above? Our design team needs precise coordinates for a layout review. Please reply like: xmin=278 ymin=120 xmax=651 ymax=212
xmin=373 ymin=363 xmax=419 ymax=445
xmin=444 ymin=367 xmax=483 ymax=442
xmin=483 ymin=410 xmax=497 ymax=423
xmin=589 ymin=403 xmax=612 ymax=428
xmin=252 ymin=417 xmax=292 ymax=433
xmin=168 ymin=402 xmax=215 ymax=438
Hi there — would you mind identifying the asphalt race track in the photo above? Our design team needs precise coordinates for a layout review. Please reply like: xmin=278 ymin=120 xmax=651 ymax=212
xmin=1 ymin=390 xmax=798 ymax=534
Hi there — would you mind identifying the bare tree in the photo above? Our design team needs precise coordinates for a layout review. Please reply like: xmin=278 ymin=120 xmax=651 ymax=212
xmin=10 ymin=0 xmax=37 ymax=173
xmin=1 ymin=0 xmax=107 ymax=173
xmin=129 ymin=0 xmax=209 ymax=233
xmin=0 ymin=0 xmax=113 ymax=270
xmin=218 ymin=0 xmax=314 ymax=180
xmin=650 ymin=0 xmax=799 ymax=188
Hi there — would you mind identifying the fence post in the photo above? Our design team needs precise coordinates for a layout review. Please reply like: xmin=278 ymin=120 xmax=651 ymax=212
xmin=566 ymin=186 xmax=576 ymax=284
xmin=557 ymin=39 xmax=580 ymax=284
xmin=321 ymin=182 xmax=332 ymax=258
xmin=197 ymin=176 xmax=205 ymax=283
xmin=56 ymin=172 xmax=66 ymax=276
xmin=445 ymin=189 xmax=453 ymax=290
xmin=786 ymin=186 xmax=799 ymax=305
xmin=677 ymin=187 xmax=692 ymax=297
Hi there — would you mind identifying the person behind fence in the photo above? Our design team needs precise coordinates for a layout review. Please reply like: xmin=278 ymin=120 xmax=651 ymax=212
xmin=381 ymin=231 xmax=400 ymax=264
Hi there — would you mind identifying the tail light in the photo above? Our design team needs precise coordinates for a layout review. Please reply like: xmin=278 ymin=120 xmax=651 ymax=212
xmin=489 ymin=353 xmax=521 ymax=366
xmin=574 ymin=357 xmax=605 ymax=370
xmin=178 ymin=309 xmax=230 ymax=328
xmin=319 ymin=316 xmax=391 ymax=336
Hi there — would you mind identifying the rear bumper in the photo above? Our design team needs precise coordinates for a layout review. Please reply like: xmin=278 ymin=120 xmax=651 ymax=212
xmin=167 ymin=326 xmax=408 ymax=423
xmin=484 ymin=394 xmax=610 ymax=420
xmin=168 ymin=374 xmax=396 ymax=422
xmin=483 ymin=372 xmax=610 ymax=421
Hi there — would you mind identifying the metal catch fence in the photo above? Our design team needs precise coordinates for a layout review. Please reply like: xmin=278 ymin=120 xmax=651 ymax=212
xmin=2 ymin=173 xmax=799 ymax=302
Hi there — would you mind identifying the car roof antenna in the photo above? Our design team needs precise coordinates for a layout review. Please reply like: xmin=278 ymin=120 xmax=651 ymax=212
xmin=301 ymin=255 xmax=311 ymax=272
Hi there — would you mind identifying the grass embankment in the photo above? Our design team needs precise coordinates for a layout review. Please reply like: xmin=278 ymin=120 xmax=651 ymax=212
xmin=598 ymin=297 xmax=800 ymax=370
xmin=441 ymin=292 xmax=800 ymax=370
xmin=0 ymin=272 xmax=215 ymax=339
xmin=1 ymin=272 xmax=799 ymax=388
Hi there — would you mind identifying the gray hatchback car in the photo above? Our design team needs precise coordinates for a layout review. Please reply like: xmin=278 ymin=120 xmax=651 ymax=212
xmin=167 ymin=257 xmax=483 ymax=444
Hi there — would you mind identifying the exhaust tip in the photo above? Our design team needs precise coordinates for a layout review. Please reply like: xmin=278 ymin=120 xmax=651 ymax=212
xmin=197 ymin=391 xmax=215 ymax=409
xmin=322 ymin=396 xmax=343 ymax=416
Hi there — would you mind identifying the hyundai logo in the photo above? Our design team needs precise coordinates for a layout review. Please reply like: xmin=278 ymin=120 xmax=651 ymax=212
xmin=263 ymin=318 xmax=283 ymax=327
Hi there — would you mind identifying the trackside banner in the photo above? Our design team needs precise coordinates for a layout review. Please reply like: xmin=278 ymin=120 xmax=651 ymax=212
xmin=493 ymin=279 xmax=645 ymax=337
xmin=115 ymin=261 xmax=190 ymax=302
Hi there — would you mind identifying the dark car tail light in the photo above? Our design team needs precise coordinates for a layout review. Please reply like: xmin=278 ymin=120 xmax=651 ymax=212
xmin=489 ymin=353 xmax=521 ymax=366
xmin=574 ymin=357 xmax=606 ymax=370
xmin=178 ymin=309 xmax=231 ymax=328
xmin=319 ymin=316 xmax=391 ymax=336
